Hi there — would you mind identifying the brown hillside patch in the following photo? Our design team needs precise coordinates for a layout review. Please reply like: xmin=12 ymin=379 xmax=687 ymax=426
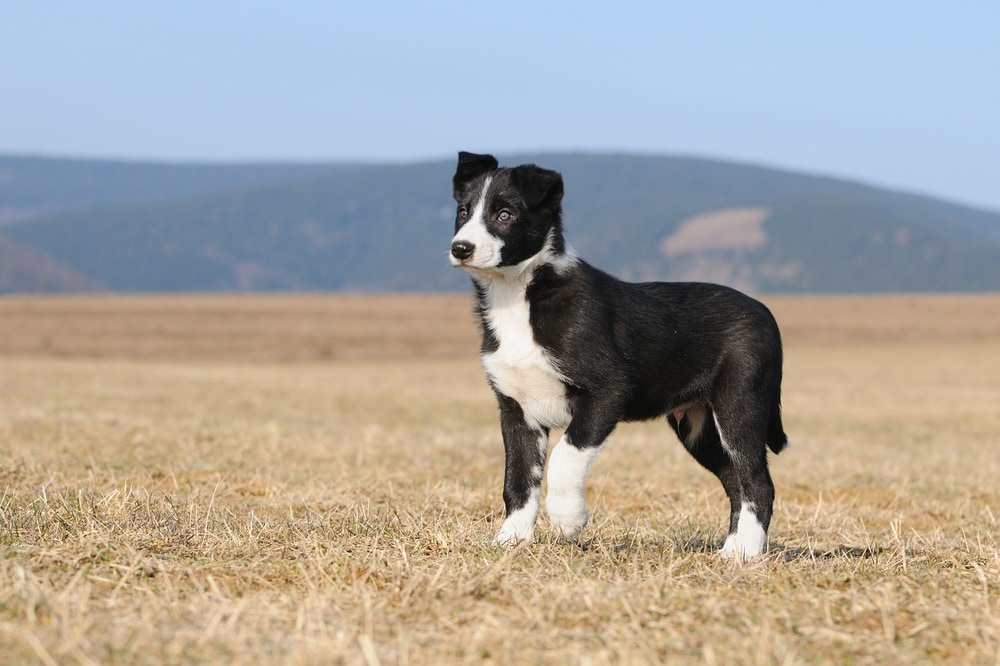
xmin=660 ymin=207 xmax=771 ymax=257
xmin=0 ymin=235 xmax=101 ymax=293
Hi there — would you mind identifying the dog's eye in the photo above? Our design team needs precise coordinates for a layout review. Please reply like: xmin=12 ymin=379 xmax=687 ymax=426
xmin=457 ymin=207 xmax=469 ymax=220
xmin=497 ymin=209 xmax=514 ymax=224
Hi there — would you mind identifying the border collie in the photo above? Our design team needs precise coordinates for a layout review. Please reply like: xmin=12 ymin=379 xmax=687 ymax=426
xmin=448 ymin=152 xmax=788 ymax=558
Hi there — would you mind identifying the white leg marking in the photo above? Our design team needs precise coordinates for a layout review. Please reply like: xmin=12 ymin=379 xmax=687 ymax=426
xmin=536 ymin=431 xmax=550 ymax=460
xmin=713 ymin=411 xmax=735 ymax=458
xmin=494 ymin=486 xmax=540 ymax=547
xmin=545 ymin=435 xmax=603 ymax=541
xmin=720 ymin=502 xmax=767 ymax=559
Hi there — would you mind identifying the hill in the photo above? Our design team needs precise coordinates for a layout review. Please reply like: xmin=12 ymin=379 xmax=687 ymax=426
xmin=0 ymin=235 xmax=100 ymax=293
xmin=0 ymin=154 xmax=356 ymax=214
xmin=1 ymin=153 xmax=998 ymax=293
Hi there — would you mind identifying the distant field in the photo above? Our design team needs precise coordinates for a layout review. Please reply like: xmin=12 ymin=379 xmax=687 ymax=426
xmin=1 ymin=294 xmax=999 ymax=664
xmin=2 ymin=293 xmax=999 ymax=360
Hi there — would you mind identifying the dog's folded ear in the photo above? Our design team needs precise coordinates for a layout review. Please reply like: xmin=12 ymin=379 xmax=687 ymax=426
xmin=453 ymin=152 xmax=499 ymax=198
xmin=511 ymin=165 xmax=564 ymax=209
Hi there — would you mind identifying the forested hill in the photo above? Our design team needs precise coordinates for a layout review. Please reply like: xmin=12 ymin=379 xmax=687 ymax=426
xmin=2 ymin=153 xmax=998 ymax=293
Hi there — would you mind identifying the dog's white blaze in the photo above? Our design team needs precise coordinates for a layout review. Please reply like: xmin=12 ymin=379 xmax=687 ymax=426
xmin=450 ymin=176 xmax=504 ymax=269
xmin=720 ymin=502 xmax=767 ymax=558
xmin=479 ymin=250 xmax=571 ymax=431
xmin=494 ymin=486 xmax=540 ymax=546
xmin=545 ymin=436 xmax=603 ymax=540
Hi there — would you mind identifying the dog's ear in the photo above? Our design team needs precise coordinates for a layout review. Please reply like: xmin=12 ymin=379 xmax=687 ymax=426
xmin=453 ymin=152 xmax=499 ymax=199
xmin=510 ymin=165 xmax=564 ymax=208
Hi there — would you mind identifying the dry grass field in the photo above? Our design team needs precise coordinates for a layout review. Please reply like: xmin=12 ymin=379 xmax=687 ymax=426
xmin=1 ymin=293 xmax=999 ymax=664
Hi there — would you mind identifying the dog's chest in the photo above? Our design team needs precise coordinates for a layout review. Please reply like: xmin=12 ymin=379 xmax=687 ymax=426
xmin=480 ymin=287 xmax=571 ymax=430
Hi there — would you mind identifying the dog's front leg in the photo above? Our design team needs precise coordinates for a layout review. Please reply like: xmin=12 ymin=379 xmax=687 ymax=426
xmin=545 ymin=406 xmax=615 ymax=541
xmin=493 ymin=395 xmax=549 ymax=547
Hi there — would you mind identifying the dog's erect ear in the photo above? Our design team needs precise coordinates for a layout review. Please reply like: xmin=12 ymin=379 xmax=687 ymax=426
xmin=453 ymin=152 xmax=499 ymax=198
xmin=510 ymin=165 xmax=564 ymax=208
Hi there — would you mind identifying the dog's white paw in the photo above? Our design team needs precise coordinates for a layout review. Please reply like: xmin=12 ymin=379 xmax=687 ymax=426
xmin=493 ymin=499 xmax=538 ymax=547
xmin=719 ymin=503 xmax=767 ymax=559
xmin=545 ymin=492 xmax=589 ymax=541
xmin=719 ymin=536 xmax=766 ymax=560
xmin=493 ymin=522 xmax=534 ymax=547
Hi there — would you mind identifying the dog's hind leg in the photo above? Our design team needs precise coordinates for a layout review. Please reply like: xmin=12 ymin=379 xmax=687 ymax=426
xmin=494 ymin=395 xmax=550 ymax=546
xmin=710 ymin=401 xmax=775 ymax=559
xmin=670 ymin=405 xmax=744 ymax=551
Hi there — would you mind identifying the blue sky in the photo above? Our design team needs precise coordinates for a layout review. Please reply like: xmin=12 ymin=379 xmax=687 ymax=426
xmin=3 ymin=2 xmax=999 ymax=210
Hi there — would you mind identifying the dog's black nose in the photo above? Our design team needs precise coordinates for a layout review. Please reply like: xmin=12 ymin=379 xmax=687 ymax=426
xmin=451 ymin=240 xmax=475 ymax=261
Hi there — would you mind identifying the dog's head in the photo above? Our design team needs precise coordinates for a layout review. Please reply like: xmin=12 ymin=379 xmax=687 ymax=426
xmin=449 ymin=151 xmax=566 ymax=274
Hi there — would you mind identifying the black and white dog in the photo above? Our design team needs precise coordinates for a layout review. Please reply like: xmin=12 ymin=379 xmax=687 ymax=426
xmin=448 ymin=152 xmax=788 ymax=558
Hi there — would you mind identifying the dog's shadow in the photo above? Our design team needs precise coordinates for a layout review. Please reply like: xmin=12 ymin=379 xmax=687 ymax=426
xmin=577 ymin=534 xmax=894 ymax=563
xmin=770 ymin=544 xmax=900 ymax=562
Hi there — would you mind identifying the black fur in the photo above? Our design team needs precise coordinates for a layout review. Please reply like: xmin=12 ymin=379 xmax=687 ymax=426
xmin=450 ymin=152 xmax=787 ymax=555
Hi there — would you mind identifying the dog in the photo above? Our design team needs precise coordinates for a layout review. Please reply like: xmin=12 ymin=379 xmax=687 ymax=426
xmin=448 ymin=152 xmax=788 ymax=558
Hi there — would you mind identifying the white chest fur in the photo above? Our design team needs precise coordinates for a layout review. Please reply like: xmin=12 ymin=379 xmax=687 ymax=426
xmin=479 ymin=276 xmax=572 ymax=431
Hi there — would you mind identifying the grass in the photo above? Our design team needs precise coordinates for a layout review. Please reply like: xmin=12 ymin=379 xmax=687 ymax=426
xmin=1 ymin=294 xmax=999 ymax=664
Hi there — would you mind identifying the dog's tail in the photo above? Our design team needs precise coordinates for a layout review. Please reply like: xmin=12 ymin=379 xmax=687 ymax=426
xmin=767 ymin=401 xmax=790 ymax=454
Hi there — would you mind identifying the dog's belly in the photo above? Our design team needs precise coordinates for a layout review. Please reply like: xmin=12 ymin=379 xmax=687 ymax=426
xmin=482 ymin=353 xmax=571 ymax=429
